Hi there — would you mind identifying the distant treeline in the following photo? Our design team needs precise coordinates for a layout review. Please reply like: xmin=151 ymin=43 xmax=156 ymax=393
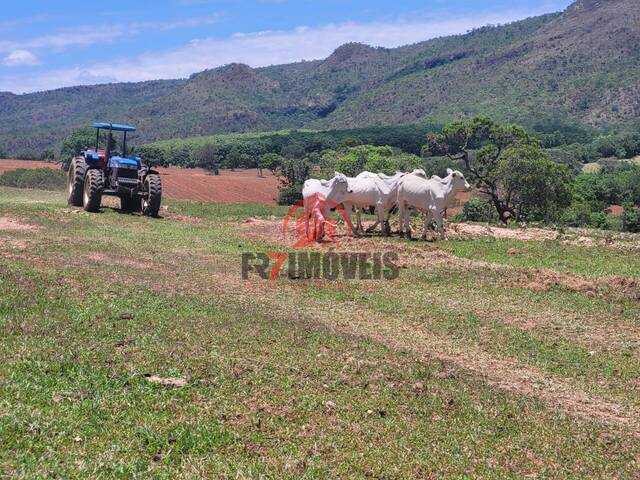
xmin=134 ymin=124 xmax=442 ymax=168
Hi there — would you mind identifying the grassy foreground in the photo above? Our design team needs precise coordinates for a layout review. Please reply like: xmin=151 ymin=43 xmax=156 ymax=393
xmin=0 ymin=188 xmax=639 ymax=478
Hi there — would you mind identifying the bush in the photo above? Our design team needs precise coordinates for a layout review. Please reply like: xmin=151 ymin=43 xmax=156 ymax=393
xmin=275 ymin=158 xmax=311 ymax=205
xmin=422 ymin=155 xmax=463 ymax=178
xmin=60 ymin=127 xmax=101 ymax=169
xmin=560 ymin=203 xmax=592 ymax=227
xmin=622 ymin=204 xmax=640 ymax=233
xmin=320 ymin=145 xmax=422 ymax=177
xmin=277 ymin=184 xmax=303 ymax=205
xmin=0 ymin=168 xmax=66 ymax=190
xmin=589 ymin=212 xmax=610 ymax=230
xmin=460 ymin=199 xmax=497 ymax=223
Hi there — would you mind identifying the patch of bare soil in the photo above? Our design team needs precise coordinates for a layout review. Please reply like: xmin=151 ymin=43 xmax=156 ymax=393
xmin=83 ymin=252 xmax=157 ymax=270
xmin=144 ymin=375 xmax=188 ymax=388
xmin=242 ymin=216 xmax=289 ymax=242
xmin=449 ymin=223 xmax=559 ymax=241
xmin=0 ymin=238 xmax=31 ymax=250
xmin=160 ymin=206 xmax=202 ymax=225
xmin=0 ymin=217 xmax=38 ymax=232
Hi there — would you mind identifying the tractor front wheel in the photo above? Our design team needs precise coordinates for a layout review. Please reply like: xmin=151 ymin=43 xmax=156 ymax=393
xmin=67 ymin=157 xmax=86 ymax=207
xmin=83 ymin=169 xmax=104 ymax=213
xmin=142 ymin=173 xmax=162 ymax=217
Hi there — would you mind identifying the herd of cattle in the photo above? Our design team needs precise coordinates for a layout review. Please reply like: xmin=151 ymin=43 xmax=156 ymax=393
xmin=302 ymin=168 xmax=471 ymax=241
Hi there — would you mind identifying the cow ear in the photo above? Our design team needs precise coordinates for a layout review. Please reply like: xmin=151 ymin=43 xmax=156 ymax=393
xmin=446 ymin=168 xmax=453 ymax=175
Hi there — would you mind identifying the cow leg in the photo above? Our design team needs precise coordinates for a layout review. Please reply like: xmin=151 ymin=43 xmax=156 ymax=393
xmin=383 ymin=215 xmax=391 ymax=236
xmin=403 ymin=206 xmax=412 ymax=239
xmin=356 ymin=208 xmax=365 ymax=234
xmin=304 ymin=203 xmax=313 ymax=240
xmin=344 ymin=203 xmax=357 ymax=235
xmin=397 ymin=202 xmax=406 ymax=237
xmin=384 ymin=220 xmax=391 ymax=236
xmin=422 ymin=211 xmax=432 ymax=240
xmin=383 ymin=206 xmax=393 ymax=236
xmin=311 ymin=208 xmax=321 ymax=241
xmin=366 ymin=205 xmax=383 ymax=233
xmin=319 ymin=207 xmax=330 ymax=242
xmin=433 ymin=210 xmax=445 ymax=240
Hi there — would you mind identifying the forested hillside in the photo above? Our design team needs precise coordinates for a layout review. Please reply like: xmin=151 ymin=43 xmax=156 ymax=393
xmin=1 ymin=0 xmax=639 ymax=156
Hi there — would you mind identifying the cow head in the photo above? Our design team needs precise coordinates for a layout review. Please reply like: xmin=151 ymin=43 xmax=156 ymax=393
xmin=446 ymin=168 xmax=471 ymax=192
xmin=331 ymin=171 xmax=352 ymax=202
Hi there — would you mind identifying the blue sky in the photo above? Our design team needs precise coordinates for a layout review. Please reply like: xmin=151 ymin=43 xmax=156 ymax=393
xmin=0 ymin=0 xmax=573 ymax=94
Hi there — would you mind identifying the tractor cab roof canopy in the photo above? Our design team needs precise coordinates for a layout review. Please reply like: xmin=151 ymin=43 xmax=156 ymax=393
xmin=93 ymin=122 xmax=136 ymax=132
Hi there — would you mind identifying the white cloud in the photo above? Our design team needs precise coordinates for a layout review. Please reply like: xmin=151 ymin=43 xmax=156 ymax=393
xmin=0 ymin=14 xmax=221 ymax=55
xmin=0 ymin=14 xmax=58 ymax=33
xmin=2 ymin=50 xmax=39 ymax=67
xmin=0 ymin=6 xmax=561 ymax=93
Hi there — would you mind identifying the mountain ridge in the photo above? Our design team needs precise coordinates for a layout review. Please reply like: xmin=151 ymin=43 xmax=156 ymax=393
xmin=1 ymin=0 xmax=638 ymax=155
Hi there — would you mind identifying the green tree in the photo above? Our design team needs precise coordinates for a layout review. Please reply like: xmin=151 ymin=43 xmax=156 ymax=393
xmin=276 ymin=158 xmax=311 ymax=205
xmin=320 ymin=145 xmax=420 ymax=177
xmin=426 ymin=116 xmax=572 ymax=222
xmin=39 ymin=149 xmax=55 ymax=161
xmin=259 ymin=153 xmax=283 ymax=175
xmin=461 ymin=198 xmax=497 ymax=223
xmin=59 ymin=127 xmax=105 ymax=169
xmin=137 ymin=144 xmax=165 ymax=165
xmin=280 ymin=142 xmax=306 ymax=160
xmin=224 ymin=146 xmax=242 ymax=171
xmin=622 ymin=204 xmax=640 ymax=233
xmin=496 ymin=146 xmax=573 ymax=221
xmin=194 ymin=144 xmax=221 ymax=175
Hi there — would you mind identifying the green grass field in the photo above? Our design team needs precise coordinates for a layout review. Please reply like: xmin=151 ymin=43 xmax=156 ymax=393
xmin=1 ymin=187 xmax=639 ymax=478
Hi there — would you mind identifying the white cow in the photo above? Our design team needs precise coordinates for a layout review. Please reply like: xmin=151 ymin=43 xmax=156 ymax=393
xmin=302 ymin=172 xmax=352 ymax=241
xmin=397 ymin=168 xmax=470 ymax=240
xmin=345 ymin=169 xmax=427 ymax=235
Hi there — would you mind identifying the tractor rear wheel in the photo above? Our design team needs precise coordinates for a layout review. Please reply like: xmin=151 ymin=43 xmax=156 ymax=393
xmin=142 ymin=174 xmax=162 ymax=217
xmin=120 ymin=195 xmax=140 ymax=213
xmin=67 ymin=157 xmax=86 ymax=206
xmin=83 ymin=169 xmax=104 ymax=213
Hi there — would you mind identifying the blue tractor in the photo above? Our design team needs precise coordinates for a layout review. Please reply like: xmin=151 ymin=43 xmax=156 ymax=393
xmin=67 ymin=123 xmax=162 ymax=216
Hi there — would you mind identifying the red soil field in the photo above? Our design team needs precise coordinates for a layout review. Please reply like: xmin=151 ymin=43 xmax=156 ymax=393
xmin=0 ymin=160 xmax=279 ymax=205
xmin=156 ymin=167 xmax=278 ymax=205
xmin=0 ymin=159 xmax=58 ymax=174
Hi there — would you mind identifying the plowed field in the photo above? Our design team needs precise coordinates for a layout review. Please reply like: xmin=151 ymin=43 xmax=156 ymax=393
xmin=0 ymin=160 xmax=278 ymax=205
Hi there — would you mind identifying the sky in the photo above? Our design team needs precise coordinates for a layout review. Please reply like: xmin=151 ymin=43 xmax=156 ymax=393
xmin=0 ymin=0 xmax=573 ymax=94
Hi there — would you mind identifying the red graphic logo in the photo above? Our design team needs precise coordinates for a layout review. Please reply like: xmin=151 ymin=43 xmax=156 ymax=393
xmin=282 ymin=192 xmax=352 ymax=249
xmin=263 ymin=193 xmax=352 ymax=279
